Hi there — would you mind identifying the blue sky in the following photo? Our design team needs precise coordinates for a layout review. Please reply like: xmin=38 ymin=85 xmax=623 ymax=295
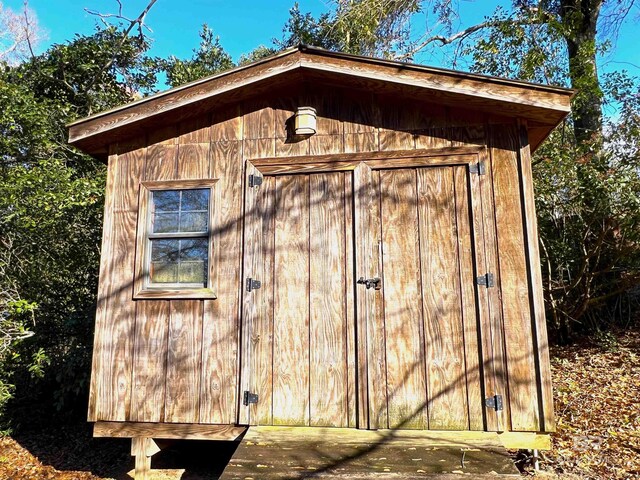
xmin=5 ymin=0 xmax=639 ymax=76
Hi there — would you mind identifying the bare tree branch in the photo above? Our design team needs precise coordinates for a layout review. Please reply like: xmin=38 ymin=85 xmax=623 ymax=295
xmin=83 ymin=0 xmax=158 ymax=114
xmin=0 ymin=0 xmax=43 ymax=65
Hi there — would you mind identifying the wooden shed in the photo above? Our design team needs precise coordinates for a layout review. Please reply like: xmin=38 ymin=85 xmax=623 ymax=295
xmin=68 ymin=46 xmax=573 ymax=478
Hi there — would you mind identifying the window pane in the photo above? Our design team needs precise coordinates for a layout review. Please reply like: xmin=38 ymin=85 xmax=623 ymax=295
xmin=153 ymin=212 xmax=179 ymax=233
xmin=151 ymin=239 xmax=179 ymax=262
xmin=180 ymin=238 xmax=208 ymax=260
xmin=182 ymin=189 xmax=209 ymax=211
xmin=180 ymin=212 xmax=208 ymax=233
xmin=179 ymin=261 xmax=206 ymax=284
xmin=150 ymin=262 xmax=178 ymax=283
xmin=179 ymin=239 xmax=207 ymax=285
xmin=153 ymin=190 xmax=180 ymax=212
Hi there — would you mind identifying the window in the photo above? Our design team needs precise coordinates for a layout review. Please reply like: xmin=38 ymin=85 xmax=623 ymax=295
xmin=134 ymin=179 xmax=217 ymax=299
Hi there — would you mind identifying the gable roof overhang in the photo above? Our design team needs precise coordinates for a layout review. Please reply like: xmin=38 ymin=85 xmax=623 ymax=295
xmin=68 ymin=45 xmax=574 ymax=160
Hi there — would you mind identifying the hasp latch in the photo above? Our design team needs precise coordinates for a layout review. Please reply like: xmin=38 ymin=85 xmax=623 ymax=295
xmin=476 ymin=273 xmax=495 ymax=288
xmin=485 ymin=394 xmax=504 ymax=411
xmin=243 ymin=391 xmax=259 ymax=406
xmin=356 ymin=277 xmax=381 ymax=290
xmin=248 ymin=174 xmax=263 ymax=188
xmin=246 ymin=278 xmax=261 ymax=292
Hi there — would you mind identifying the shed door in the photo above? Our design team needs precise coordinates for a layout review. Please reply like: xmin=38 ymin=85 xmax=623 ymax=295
xmin=240 ymin=167 xmax=356 ymax=427
xmin=354 ymin=161 xmax=499 ymax=431
xmin=241 ymin=158 xmax=502 ymax=431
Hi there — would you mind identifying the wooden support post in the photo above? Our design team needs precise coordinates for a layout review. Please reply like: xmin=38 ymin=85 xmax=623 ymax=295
xmin=131 ymin=437 xmax=160 ymax=480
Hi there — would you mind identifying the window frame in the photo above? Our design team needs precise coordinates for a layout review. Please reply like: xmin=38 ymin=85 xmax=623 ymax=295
xmin=134 ymin=178 xmax=218 ymax=300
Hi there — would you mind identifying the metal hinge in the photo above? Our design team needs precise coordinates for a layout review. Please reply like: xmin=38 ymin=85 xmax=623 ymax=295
xmin=246 ymin=278 xmax=261 ymax=292
xmin=485 ymin=394 xmax=504 ymax=411
xmin=469 ymin=161 xmax=486 ymax=175
xmin=243 ymin=391 xmax=259 ymax=406
xmin=476 ymin=272 xmax=495 ymax=288
xmin=248 ymin=174 xmax=263 ymax=187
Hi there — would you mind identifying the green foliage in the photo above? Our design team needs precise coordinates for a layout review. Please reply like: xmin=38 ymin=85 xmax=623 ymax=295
xmin=6 ymin=26 xmax=155 ymax=117
xmin=533 ymin=71 xmax=640 ymax=341
xmin=468 ymin=6 xmax=568 ymax=85
xmin=238 ymin=45 xmax=277 ymax=66
xmin=150 ymin=25 xmax=234 ymax=88
xmin=273 ymin=3 xmax=337 ymax=50
xmin=0 ymin=23 xmax=152 ymax=427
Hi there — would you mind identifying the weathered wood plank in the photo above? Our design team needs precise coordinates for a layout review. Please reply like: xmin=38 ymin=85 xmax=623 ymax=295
xmin=272 ymin=174 xmax=310 ymax=425
xmin=177 ymin=143 xmax=210 ymax=179
xmin=379 ymin=168 xmax=427 ymax=430
xmin=308 ymin=89 xmax=344 ymax=155
xmin=96 ymin=143 xmax=144 ymax=421
xmin=345 ymin=132 xmax=378 ymax=153
xmin=469 ymin=151 xmax=500 ymax=432
xmin=343 ymin=93 xmax=379 ymax=154
xmin=244 ymin=102 xmax=274 ymax=139
xmin=417 ymin=167 xmax=468 ymax=430
xmin=244 ymin=138 xmax=276 ymax=159
xmin=353 ymin=164 xmax=387 ymax=429
xmin=144 ymin=144 xmax=177 ymax=180
xmin=309 ymin=134 xmax=343 ymax=155
xmin=132 ymin=437 xmax=151 ymax=480
xmin=517 ymin=121 xmax=555 ymax=432
xmin=164 ymin=300 xmax=203 ymax=423
xmin=250 ymin=147 xmax=481 ymax=166
xmin=94 ymin=422 xmax=246 ymax=440
xmin=147 ymin=125 xmax=178 ymax=147
xmin=378 ymin=99 xmax=417 ymax=151
xmin=453 ymin=166 xmax=484 ymax=431
xmin=179 ymin=115 xmax=211 ymax=143
xmin=352 ymin=164 xmax=371 ymax=429
xmin=239 ymin=162 xmax=273 ymax=425
xmin=88 ymin=146 xmax=118 ymax=421
xmin=211 ymin=106 xmax=243 ymax=141
xmin=344 ymin=172 xmax=357 ymax=428
xmin=131 ymin=301 xmax=169 ymax=423
xmin=243 ymin=425 xmax=502 ymax=447
xmin=491 ymin=125 xmax=539 ymax=431
xmin=415 ymin=127 xmax=452 ymax=149
xmin=275 ymin=139 xmax=310 ymax=158
xmin=309 ymin=173 xmax=348 ymax=427
xmin=247 ymin=174 xmax=276 ymax=425
xmin=200 ymin=140 xmax=243 ymax=424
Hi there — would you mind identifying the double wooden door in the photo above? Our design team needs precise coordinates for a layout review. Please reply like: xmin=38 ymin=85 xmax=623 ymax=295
xmin=240 ymin=155 xmax=501 ymax=431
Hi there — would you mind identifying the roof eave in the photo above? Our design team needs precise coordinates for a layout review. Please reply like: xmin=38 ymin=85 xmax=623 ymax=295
xmin=68 ymin=46 xmax=574 ymax=158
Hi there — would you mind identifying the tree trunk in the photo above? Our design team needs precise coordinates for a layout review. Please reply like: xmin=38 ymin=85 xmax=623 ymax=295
xmin=559 ymin=0 xmax=604 ymax=142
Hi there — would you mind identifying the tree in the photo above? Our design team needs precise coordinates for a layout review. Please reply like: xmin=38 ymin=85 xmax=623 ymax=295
xmin=149 ymin=24 xmax=234 ymax=88
xmin=0 ymin=1 xmax=44 ymax=65
xmin=0 ymin=0 xmax=159 ymax=423
xmin=321 ymin=0 xmax=638 ymax=141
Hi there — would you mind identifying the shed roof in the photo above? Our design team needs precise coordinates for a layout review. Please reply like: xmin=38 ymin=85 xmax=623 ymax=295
xmin=68 ymin=45 xmax=574 ymax=159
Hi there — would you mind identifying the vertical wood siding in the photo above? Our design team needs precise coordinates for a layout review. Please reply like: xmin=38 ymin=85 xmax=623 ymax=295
xmin=91 ymin=84 xmax=553 ymax=432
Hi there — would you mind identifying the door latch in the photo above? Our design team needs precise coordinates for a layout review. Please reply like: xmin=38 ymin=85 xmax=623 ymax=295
xmin=357 ymin=277 xmax=381 ymax=290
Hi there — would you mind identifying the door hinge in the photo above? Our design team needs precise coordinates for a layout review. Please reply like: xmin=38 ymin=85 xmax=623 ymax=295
xmin=243 ymin=391 xmax=259 ymax=406
xmin=246 ymin=278 xmax=261 ymax=292
xmin=248 ymin=174 xmax=263 ymax=187
xmin=469 ymin=161 xmax=486 ymax=175
xmin=476 ymin=272 xmax=495 ymax=288
xmin=485 ymin=394 xmax=504 ymax=411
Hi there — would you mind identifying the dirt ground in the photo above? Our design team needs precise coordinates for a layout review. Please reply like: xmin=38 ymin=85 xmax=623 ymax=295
xmin=0 ymin=329 xmax=638 ymax=480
